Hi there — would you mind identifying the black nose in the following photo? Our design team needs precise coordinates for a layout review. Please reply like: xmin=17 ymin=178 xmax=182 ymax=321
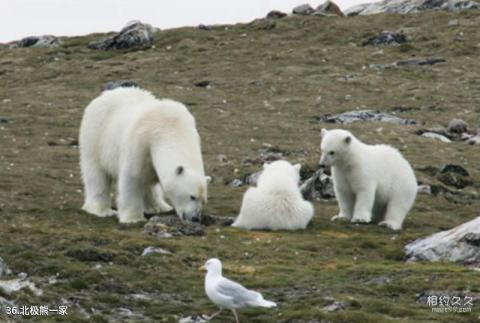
xmin=191 ymin=216 xmax=199 ymax=222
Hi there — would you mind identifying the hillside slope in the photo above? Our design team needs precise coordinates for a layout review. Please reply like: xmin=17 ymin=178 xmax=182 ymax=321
xmin=0 ymin=10 xmax=480 ymax=322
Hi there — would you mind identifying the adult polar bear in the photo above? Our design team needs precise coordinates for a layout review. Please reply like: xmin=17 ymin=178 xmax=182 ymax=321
xmin=79 ymin=87 xmax=210 ymax=223
xmin=319 ymin=129 xmax=417 ymax=231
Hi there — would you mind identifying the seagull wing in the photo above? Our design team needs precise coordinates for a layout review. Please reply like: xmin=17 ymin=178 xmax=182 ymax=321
xmin=216 ymin=277 xmax=270 ymax=307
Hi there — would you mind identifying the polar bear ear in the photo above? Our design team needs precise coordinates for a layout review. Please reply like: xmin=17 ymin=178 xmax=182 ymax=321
xmin=205 ymin=176 xmax=212 ymax=184
xmin=321 ymin=129 xmax=328 ymax=137
xmin=344 ymin=136 xmax=352 ymax=144
xmin=175 ymin=165 xmax=184 ymax=176
xmin=293 ymin=163 xmax=302 ymax=173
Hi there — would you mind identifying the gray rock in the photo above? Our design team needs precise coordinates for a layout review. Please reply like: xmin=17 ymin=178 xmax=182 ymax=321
xmin=316 ymin=109 xmax=416 ymax=125
xmin=0 ymin=257 xmax=11 ymax=277
xmin=267 ymin=10 xmax=288 ymax=19
xmin=369 ymin=57 xmax=446 ymax=70
xmin=244 ymin=170 xmax=263 ymax=186
xmin=417 ymin=184 xmax=432 ymax=195
xmin=421 ymin=132 xmax=451 ymax=143
xmin=439 ymin=164 xmax=469 ymax=177
xmin=144 ymin=215 xmax=204 ymax=238
xmin=320 ymin=300 xmax=348 ymax=312
xmin=200 ymin=214 xmax=235 ymax=226
xmin=437 ymin=164 xmax=471 ymax=189
xmin=194 ymin=80 xmax=211 ymax=88
xmin=198 ymin=24 xmax=212 ymax=31
xmin=466 ymin=135 xmax=480 ymax=145
xmin=345 ymin=0 xmax=480 ymax=15
xmin=104 ymin=80 xmax=139 ymax=91
xmin=14 ymin=35 xmax=61 ymax=48
xmin=141 ymin=247 xmax=172 ymax=256
xmin=0 ymin=274 xmax=43 ymax=296
xmin=362 ymin=31 xmax=407 ymax=46
xmin=448 ymin=19 xmax=459 ymax=26
xmin=300 ymin=170 xmax=335 ymax=200
xmin=405 ymin=216 xmax=480 ymax=264
xmin=179 ymin=315 xmax=208 ymax=323
xmin=89 ymin=21 xmax=155 ymax=50
xmin=313 ymin=1 xmax=345 ymax=16
xmin=228 ymin=179 xmax=243 ymax=188
xmin=292 ymin=4 xmax=315 ymax=15
xmin=447 ymin=118 xmax=468 ymax=134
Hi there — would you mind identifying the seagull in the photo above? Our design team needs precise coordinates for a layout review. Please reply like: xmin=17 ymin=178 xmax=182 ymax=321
xmin=199 ymin=258 xmax=276 ymax=323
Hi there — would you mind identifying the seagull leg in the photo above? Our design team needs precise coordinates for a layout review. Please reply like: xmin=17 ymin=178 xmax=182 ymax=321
xmin=202 ymin=308 xmax=223 ymax=321
xmin=231 ymin=309 xmax=240 ymax=323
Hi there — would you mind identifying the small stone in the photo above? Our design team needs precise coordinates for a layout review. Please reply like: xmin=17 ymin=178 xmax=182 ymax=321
xmin=448 ymin=19 xmax=459 ymax=26
xmin=194 ymin=80 xmax=211 ymax=88
xmin=179 ymin=315 xmax=208 ymax=323
xmin=421 ymin=132 xmax=451 ymax=143
xmin=216 ymin=154 xmax=227 ymax=163
xmin=417 ymin=185 xmax=432 ymax=195
xmin=447 ymin=118 xmax=468 ymax=134
xmin=321 ymin=300 xmax=348 ymax=312
xmin=141 ymin=246 xmax=172 ymax=256
xmin=0 ymin=117 xmax=9 ymax=124
xmin=300 ymin=170 xmax=335 ymax=200
xmin=292 ymin=4 xmax=315 ymax=15
xmin=104 ymin=80 xmax=139 ymax=91
xmin=198 ymin=24 xmax=212 ymax=31
xmin=362 ymin=31 xmax=407 ymax=46
xmin=229 ymin=179 xmax=243 ymax=188
xmin=266 ymin=10 xmax=288 ymax=19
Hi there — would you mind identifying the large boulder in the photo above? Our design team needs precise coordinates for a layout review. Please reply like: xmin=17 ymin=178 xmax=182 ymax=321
xmin=405 ymin=216 xmax=480 ymax=264
xmin=292 ymin=4 xmax=315 ymax=15
xmin=89 ymin=21 xmax=157 ymax=50
xmin=13 ymin=35 xmax=61 ymax=48
xmin=345 ymin=0 xmax=480 ymax=15
xmin=314 ymin=1 xmax=345 ymax=16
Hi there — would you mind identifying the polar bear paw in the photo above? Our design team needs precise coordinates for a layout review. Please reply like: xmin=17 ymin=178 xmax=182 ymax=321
xmin=331 ymin=213 xmax=349 ymax=222
xmin=350 ymin=214 xmax=372 ymax=224
xmin=378 ymin=220 xmax=402 ymax=231
xmin=82 ymin=203 xmax=117 ymax=217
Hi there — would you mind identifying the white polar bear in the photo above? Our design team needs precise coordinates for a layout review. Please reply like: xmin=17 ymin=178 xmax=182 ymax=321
xmin=79 ymin=87 xmax=210 ymax=223
xmin=232 ymin=160 xmax=314 ymax=231
xmin=319 ymin=129 xmax=417 ymax=231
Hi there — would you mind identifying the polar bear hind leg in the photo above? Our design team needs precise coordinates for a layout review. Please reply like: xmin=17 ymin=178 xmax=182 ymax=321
xmin=378 ymin=196 xmax=411 ymax=231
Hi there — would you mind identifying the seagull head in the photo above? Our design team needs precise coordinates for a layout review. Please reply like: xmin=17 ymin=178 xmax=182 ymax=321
xmin=199 ymin=258 xmax=222 ymax=275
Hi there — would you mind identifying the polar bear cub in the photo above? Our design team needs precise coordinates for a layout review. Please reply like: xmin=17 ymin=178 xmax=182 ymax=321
xmin=232 ymin=160 xmax=314 ymax=230
xmin=319 ymin=129 xmax=417 ymax=231
xmin=79 ymin=87 xmax=210 ymax=223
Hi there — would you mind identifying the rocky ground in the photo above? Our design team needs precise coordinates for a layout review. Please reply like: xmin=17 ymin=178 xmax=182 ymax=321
xmin=0 ymin=5 xmax=480 ymax=323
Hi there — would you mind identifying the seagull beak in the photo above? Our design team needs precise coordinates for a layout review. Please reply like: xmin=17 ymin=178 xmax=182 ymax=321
xmin=199 ymin=265 xmax=206 ymax=271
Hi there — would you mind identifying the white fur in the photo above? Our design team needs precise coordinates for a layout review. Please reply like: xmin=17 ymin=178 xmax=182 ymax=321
xmin=319 ymin=129 xmax=417 ymax=231
xmin=232 ymin=160 xmax=314 ymax=231
xmin=79 ymin=87 xmax=209 ymax=223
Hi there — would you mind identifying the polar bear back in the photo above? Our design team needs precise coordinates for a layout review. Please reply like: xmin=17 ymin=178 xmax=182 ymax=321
xmin=80 ymin=87 xmax=201 ymax=178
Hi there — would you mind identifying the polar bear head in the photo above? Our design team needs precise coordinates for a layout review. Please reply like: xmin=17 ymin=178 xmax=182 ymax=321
xmin=259 ymin=160 xmax=302 ymax=186
xmin=319 ymin=128 xmax=355 ymax=167
xmin=163 ymin=165 xmax=211 ymax=222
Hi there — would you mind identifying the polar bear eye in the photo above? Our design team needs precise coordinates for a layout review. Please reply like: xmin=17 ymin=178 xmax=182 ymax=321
xmin=329 ymin=151 xmax=335 ymax=156
xmin=190 ymin=195 xmax=197 ymax=201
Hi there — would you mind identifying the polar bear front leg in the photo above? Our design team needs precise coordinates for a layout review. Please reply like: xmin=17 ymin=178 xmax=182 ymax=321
xmin=81 ymin=161 xmax=116 ymax=217
xmin=144 ymin=184 xmax=173 ymax=214
xmin=351 ymin=187 xmax=375 ymax=224
xmin=117 ymin=172 xmax=146 ymax=223
xmin=331 ymin=188 xmax=354 ymax=221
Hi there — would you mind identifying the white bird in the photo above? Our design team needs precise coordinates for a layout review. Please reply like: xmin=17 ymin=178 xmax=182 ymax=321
xmin=199 ymin=258 xmax=276 ymax=322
